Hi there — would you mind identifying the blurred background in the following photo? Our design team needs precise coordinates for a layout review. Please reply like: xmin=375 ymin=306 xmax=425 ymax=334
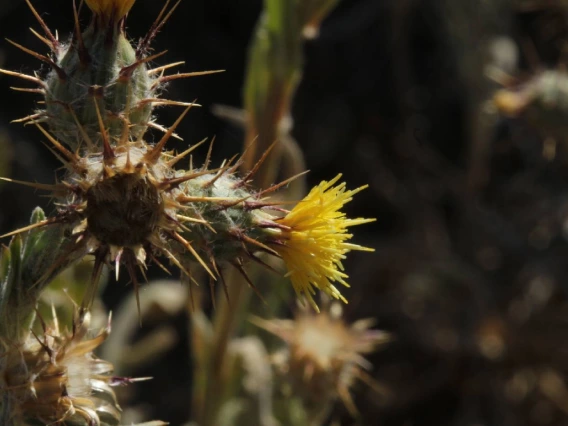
xmin=4 ymin=0 xmax=568 ymax=425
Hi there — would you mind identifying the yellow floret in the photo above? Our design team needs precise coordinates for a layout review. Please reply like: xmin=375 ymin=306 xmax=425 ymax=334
xmin=85 ymin=0 xmax=136 ymax=21
xmin=274 ymin=174 xmax=375 ymax=311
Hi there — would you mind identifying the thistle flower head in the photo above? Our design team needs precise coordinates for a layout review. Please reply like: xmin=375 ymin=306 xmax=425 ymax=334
xmin=2 ymin=143 xmax=376 ymax=314
xmin=269 ymin=174 xmax=375 ymax=311
xmin=85 ymin=0 xmax=136 ymax=24
xmin=253 ymin=301 xmax=389 ymax=415
xmin=1 ymin=308 xmax=146 ymax=426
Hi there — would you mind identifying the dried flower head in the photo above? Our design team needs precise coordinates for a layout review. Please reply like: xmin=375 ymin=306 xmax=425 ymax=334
xmin=264 ymin=174 xmax=375 ymax=311
xmin=1 ymin=308 xmax=149 ymax=426
xmin=253 ymin=301 xmax=390 ymax=415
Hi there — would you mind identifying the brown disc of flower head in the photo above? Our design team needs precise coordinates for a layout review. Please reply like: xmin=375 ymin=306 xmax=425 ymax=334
xmin=85 ymin=172 xmax=162 ymax=246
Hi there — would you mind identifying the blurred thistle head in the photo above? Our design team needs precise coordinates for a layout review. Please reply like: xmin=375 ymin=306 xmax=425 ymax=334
xmin=492 ymin=69 xmax=568 ymax=143
xmin=264 ymin=174 xmax=376 ymax=311
xmin=253 ymin=300 xmax=390 ymax=415
xmin=1 ymin=306 xmax=149 ymax=426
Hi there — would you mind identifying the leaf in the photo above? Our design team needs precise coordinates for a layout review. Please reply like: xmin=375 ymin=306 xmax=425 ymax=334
xmin=0 ymin=207 xmax=77 ymax=342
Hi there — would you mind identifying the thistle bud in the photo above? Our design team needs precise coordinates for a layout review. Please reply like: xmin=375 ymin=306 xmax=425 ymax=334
xmin=44 ymin=0 xmax=153 ymax=150
xmin=0 ymin=0 xmax=208 ymax=153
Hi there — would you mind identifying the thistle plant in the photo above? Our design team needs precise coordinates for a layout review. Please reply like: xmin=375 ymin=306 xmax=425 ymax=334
xmin=0 ymin=0 xmax=374 ymax=313
xmin=0 ymin=0 xmax=378 ymax=424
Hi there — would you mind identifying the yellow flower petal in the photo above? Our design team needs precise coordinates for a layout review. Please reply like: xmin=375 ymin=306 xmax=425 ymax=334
xmin=85 ymin=0 xmax=136 ymax=22
xmin=274 ymin=174 xmax=375 ymax=311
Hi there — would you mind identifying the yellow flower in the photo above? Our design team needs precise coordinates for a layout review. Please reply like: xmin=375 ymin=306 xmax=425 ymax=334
xmin=85 ymin=0 xmax=136 ymax=22
xmin=273 ymin=174 xmax=375 ymax=311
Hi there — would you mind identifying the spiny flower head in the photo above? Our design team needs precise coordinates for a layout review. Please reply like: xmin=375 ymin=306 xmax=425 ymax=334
xmin=267 ymin=174 xmax=375 ymax=311
xmin=1 ymin=307 xmax=150 ymax=426
xmin=85 ymin=0 xmax=136 ymax=24
xmin=253 ymin=301 xmax=390 ymax=415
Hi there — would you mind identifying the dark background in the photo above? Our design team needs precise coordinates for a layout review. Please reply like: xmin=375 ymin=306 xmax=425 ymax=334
xmin=3 ymin=1 xmax=568 ymax=425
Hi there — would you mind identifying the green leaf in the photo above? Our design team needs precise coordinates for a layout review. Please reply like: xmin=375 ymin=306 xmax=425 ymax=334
xmin=0 ymin=207 xmax=77 ymax=342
